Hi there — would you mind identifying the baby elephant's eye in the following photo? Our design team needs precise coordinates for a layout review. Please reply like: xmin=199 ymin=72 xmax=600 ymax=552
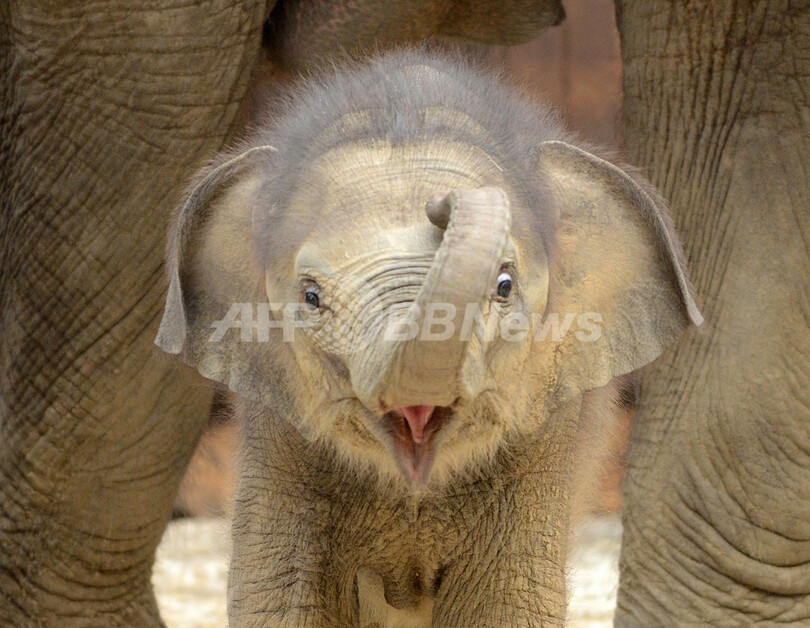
xmin=496 ymin=271 xmax=513 ymax=299
xmin=304 ymin=287 xmax=320 ymax=310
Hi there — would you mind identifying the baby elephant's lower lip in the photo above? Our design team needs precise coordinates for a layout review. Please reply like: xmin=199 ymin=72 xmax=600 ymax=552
xmin=383 ymin=406 xmax=453 ymax=487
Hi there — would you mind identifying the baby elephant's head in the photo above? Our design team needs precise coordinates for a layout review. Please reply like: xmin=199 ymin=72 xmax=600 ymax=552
xmin=156 ymin=52 xmax=700 ymax=488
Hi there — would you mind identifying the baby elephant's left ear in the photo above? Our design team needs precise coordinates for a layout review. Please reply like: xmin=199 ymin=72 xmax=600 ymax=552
xmin=537 ymin=140 xmax=703 ymax=402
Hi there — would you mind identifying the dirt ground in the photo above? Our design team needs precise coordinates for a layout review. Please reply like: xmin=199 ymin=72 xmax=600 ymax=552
xmin=153 ymin=514 xmax=622 ymax=627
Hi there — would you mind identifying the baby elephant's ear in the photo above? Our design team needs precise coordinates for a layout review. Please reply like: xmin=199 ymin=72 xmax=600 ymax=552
xmin=155 ymin=145 xmax=277 ymax=400
xmin=537 ymin=140 xmax=703 ymax=402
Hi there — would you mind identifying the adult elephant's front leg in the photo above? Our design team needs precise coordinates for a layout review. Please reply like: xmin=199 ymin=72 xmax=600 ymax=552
xmin=616 ymin=2 xmax=810 ymax=624
xmin=0 ymin=0 xmax=269 ymax=623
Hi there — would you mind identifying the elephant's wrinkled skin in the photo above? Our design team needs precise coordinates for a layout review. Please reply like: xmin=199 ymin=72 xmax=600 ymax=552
xmin=615 ymin=1 xmax=810 ymax=623
xmin=156 ymin=52 xmax=699 ymax=625
xmin=2 ymin=0 xmax=807 ymax=624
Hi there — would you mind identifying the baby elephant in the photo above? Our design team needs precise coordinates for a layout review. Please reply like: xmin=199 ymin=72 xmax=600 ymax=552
xmin=157 ymin=51 xmax=701 ymax=627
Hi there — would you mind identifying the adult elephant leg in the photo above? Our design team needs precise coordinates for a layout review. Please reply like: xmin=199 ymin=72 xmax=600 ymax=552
xmin=0 ymin=0 xmax=270 ymax=622
xmin=615 ymin=1 xmax=810 ymax=623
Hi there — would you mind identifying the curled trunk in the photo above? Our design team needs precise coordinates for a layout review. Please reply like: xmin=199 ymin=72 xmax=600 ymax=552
xmin=353 ymin=187 xmax=511 ymax=410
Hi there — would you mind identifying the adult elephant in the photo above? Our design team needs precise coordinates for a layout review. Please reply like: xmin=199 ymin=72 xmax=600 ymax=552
xmin=0 ymin=1 xmax=806 ymax=627
xmin=0 ymin=0 xmax=558 ymax=623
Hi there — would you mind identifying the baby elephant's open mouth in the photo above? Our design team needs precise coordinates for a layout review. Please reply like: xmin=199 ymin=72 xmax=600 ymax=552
xmin=383 ymin=406 xmax=453 ymax=487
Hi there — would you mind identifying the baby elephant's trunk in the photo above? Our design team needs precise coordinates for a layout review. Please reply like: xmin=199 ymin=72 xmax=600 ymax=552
xmin=353 ymin=187 xmax=511 ymax=412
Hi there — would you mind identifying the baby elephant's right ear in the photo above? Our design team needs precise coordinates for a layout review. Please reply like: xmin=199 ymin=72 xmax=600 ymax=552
xmin=156 ymin=146 xmax=276 ymax=396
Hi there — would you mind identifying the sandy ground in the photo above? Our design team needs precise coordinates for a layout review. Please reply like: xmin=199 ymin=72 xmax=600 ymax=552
xmin=153 ymin=515 xmax=621 ymax=627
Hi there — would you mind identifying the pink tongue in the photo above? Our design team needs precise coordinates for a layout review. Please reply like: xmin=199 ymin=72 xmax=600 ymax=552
xmin=400 ymin=406 xmax=435 ymax=444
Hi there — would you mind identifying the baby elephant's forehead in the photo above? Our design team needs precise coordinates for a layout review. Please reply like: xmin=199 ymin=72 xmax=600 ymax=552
xmin=296 ymin=140 xmax=511 ymax=222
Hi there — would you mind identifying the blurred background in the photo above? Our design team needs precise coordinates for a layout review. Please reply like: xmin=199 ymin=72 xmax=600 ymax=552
xmin=172 ymin=0 xmax=630 ymax=521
